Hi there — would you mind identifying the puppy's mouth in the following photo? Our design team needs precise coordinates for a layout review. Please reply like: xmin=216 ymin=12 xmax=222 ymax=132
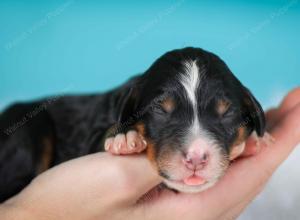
xmin=182 ymin=175 xmax=207 ymax=186
xmin=161 ymin=173 xmax=217 ymax=193
xmin=158 ymin=162 xmax=225 ymax=193
xmin=156 ymin=144 xmax=228 ymax=193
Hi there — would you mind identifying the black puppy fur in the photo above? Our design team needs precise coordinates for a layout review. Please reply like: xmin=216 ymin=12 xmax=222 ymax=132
xmin=0 ymin=47 xmax=265 ymax=202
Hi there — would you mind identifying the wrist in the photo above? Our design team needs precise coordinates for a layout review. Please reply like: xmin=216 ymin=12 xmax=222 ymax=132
xmin=0 ymin=200 xmax=34 ymax=220
xmin=0 ymin=194 xmax=54 ymax=220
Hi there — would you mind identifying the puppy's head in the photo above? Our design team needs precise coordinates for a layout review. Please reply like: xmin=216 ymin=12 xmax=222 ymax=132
xmin=118 ymin=47 xmax=265 ymax=193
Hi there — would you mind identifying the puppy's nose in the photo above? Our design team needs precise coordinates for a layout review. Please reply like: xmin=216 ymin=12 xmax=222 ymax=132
xmin=183 ymin=151 xmax=209 ymax=170
xmin=183 ymin=137 xmax=211 ymax=170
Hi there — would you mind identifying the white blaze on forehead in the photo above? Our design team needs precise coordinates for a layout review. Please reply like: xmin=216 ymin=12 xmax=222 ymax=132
xmin=180 ymin=60 xmax=200 ymax=106
xmin=180 ymin=60 xmax=203 ymax=137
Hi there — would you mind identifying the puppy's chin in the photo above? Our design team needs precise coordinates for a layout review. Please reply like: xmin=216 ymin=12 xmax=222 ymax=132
xmin=163 ymin=178 xmax=219 ymax=193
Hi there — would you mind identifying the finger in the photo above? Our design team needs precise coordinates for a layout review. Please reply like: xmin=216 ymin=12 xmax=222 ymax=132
xmin=267 ymin=87 xmax=300 ymax=130
xmin=109 ymin=154 xmax=162 ymax=204
xmin=265 ymin=87 xmax=300 ymax=131
xmin=279 ymin=87 xmax=300 ymax=114
xmin=263 ymin=103 xmax=300 ymax=167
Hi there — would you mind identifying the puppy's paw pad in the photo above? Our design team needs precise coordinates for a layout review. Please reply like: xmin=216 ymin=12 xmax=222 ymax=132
xmin=104 ymin=130 xmax=147 ymax=155
xmin=105 ymin=134 xmax=126 ymax=155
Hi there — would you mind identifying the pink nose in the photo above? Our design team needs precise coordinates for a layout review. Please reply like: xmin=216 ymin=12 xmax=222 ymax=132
xmin=183 ymin=151 xmax=209 ymax=170
xmin=183 ymin=138 xmax=211 ymax=170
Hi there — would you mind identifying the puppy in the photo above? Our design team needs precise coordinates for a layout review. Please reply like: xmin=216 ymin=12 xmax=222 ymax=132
xmin=103 ymin=47 xmax=271 ymax=193
xmin=0 ymin=47 xmax=269 ymax=202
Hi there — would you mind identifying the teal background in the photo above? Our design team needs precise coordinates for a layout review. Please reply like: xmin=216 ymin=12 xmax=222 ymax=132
xmin=0 ymin=0 xmax=299 ymax=110
xmin=1 ymin=1 xmax=300 ymax=219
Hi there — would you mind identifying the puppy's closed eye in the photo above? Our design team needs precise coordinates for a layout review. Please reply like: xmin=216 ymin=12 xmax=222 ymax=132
xmin=216 ymin=99 xmax=231 ymax=116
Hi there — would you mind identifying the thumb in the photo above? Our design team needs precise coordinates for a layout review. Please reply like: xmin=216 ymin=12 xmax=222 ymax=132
xmin=262 ymin=103 xmax=300 ymax=168
xmin=104 ymin=153 xmax=162 ymax=203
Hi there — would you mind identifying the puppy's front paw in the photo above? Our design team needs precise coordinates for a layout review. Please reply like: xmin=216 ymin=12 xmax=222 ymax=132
xmin=104 ymin=130 xmax=147 ymax=155
xmin=253 ymin=131 xmax=275 ymax=150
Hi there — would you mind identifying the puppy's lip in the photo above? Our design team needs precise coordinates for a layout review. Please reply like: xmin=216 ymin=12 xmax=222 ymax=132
xmin=183 ymin=175 xmax=206 ymax=186
xmin=159 ymin=170 xmax=208 ymax=186
xmin=168 ymin=175 xmax=207 ymax=186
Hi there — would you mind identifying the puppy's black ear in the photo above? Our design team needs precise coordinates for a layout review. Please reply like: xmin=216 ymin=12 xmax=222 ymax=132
xmin=242 ymin=87 xmax=266 ymax=137
xmin=117 ymin=86 xmax=140 ymax=125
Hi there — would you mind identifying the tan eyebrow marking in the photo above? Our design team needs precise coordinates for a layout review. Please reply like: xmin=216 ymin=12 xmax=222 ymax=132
xmin=161 ymin=97 xmax=175 ymax=113
xmin=216 ymin=99 xmax=231 ymax=115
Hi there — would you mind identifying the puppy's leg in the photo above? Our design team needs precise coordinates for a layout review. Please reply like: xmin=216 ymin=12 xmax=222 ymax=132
xmin=104 ymin=130 xmax=147 ymax=155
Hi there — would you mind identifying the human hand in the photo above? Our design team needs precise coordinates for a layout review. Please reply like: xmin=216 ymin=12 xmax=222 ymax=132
xmin=1 ymin=88 xmax=300 ymax=220
xmin=0 ymin=153 xmax=161 ymax=220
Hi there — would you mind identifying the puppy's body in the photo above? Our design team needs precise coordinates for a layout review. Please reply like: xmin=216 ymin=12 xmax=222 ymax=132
xmin=0 ymin=77 xmax=138 ymax=201
xmin=0 ymin=47 xmax=266 ymax=202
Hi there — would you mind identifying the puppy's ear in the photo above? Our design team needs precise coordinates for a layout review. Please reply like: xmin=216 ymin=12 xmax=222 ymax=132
xmin=242 ymin=87 xmax=266 ymax=137
xmin=117 ymin=86 xmax=140 ymax=125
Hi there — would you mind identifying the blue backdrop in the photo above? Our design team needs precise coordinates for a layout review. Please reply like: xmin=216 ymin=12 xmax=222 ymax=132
xmin=0 ymin=0 xmax=299 ymax=110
